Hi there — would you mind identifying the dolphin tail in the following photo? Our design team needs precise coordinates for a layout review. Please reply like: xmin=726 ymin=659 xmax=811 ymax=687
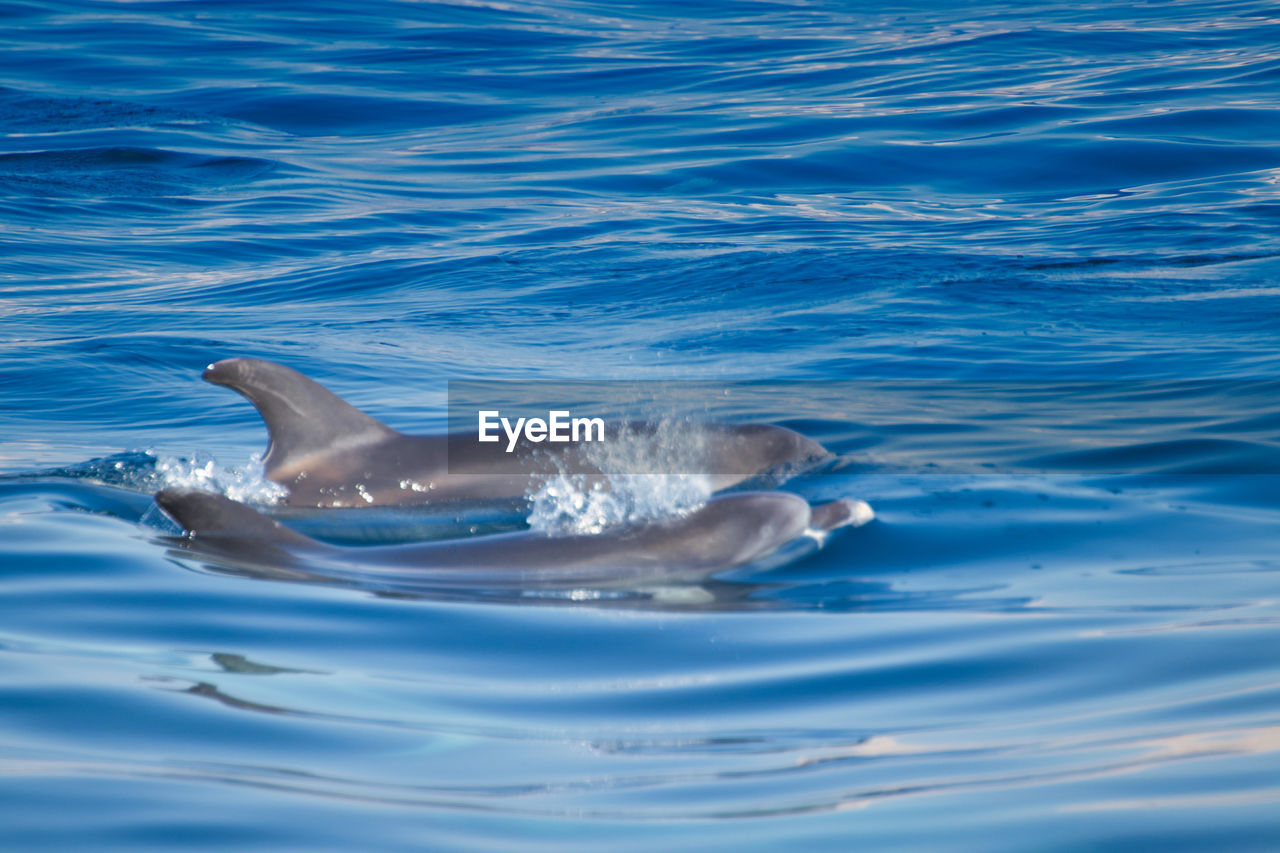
xmin=202 ymin=358 xmax=397 ymax=479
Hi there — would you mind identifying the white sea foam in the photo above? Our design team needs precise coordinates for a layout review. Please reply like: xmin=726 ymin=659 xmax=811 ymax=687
xmin=526 ymin=416 xmax=718 ymax=535
xmin=526 ymin=472 xmax=712 ymax=536
xmin=152 ymin=452 xmax=287 ymax=505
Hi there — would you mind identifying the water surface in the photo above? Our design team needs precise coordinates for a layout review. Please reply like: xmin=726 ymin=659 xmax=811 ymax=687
xmin=3 ymin=1 xmax=1280 ymax=849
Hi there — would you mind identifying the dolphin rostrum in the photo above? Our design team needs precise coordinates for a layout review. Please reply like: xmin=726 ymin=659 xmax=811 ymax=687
xmin=202 ymin=358 xmax=831 ymax=508
xmin=155 ymin=488 xmax=873 ymax=590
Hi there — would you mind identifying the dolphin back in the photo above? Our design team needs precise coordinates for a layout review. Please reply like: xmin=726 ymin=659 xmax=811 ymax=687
xmin=153 ymin=488 xmax=862 ymax=586
xmin=197 ymin=358 xmax=835 ymax=507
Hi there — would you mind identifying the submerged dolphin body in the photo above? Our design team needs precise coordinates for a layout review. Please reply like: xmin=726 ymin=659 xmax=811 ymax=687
xmin=202 ymin=358 xmax=830 ymax=508
xmin=155 ymin=488 xmax=871 ymax=591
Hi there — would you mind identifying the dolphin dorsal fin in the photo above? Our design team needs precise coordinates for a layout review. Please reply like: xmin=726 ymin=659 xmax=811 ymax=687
xmin=155 ymin=487 xmax=317 ymax=548
xmin=203 ymin=358 xmax=397 ymax=477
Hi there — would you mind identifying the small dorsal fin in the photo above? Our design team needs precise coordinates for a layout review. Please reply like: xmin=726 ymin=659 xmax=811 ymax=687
xmin=154 ymin=487 xmax=317 ymax=548
xmin=203 ymin=358 xmax=397 ymax=477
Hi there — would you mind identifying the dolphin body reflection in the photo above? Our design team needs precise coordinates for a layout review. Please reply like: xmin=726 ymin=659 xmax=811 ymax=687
xmin=155 ymin=488 xmax=872 ymax=591
xmin=202 ymin=358 xmax=831 ymax=508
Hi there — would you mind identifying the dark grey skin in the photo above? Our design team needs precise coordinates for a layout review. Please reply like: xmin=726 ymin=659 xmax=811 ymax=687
xmin=203 ymin=358 xmax=832 ymax=508
xmin=155 ymin=488 xmax=868 ymax=590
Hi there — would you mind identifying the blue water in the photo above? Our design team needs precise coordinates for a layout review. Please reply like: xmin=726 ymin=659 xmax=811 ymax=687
xmin=4 ymin=1 xmax=1280 ymax=849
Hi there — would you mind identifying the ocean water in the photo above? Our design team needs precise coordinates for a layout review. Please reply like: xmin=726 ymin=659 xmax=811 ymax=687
xmin=4 ymin=0 xmax=1280 ymax=849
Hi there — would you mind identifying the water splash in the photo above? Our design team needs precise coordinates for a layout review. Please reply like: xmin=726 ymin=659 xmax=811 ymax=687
xmin=527 ymin=416 xmax=721 ymax=535
xmin=22 ymin=449 xmax=287 ymax=505
xmin=152 ymin=452 xmax=287 ymax=505
xmin=527 ymin=472 xmax=713 ymax=536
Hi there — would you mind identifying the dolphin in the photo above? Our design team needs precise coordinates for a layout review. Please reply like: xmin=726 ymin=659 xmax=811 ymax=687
xmin=202 ymin=358 xmax=831 ymax=508
xmin=154 ymin=487 xmax=872 ymax=591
